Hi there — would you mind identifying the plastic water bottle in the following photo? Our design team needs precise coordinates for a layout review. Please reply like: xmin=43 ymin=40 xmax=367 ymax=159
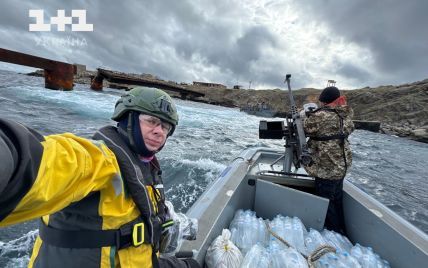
xmin=230 ymin=227 xmax=238 ymax=246
xmin=257 ymin=218 xmax=268 ymax=246
xmin=322 ymin=229 xmax=348 ymax=251
xmin=382 ymin=259 xmax=391 ymax=268
xmin=250 ymin=215 xmax=258 ymax=244
xmin=315 ymin=259 xmax=331 ymax=268
xmin=283 ymin=247 xmax=308 ymax=268
xmin=271 ymin=216 xmax=285 ymax=242
xmin=328 ymin=253 xmax=352 ymax=268
xmin=240 ymin=213 xmax=254 ymax=254
xmin=240 ymin=244 xmax=270 ymax=268
xmin=229 ymin=209 xmax=244 ymax=230
xmin=334 ymin=232 xmax=353 ymax=252
xmin=258 ymin=248 xmax=270 ymax=268
xmin=292 ymin=216 xmax=307 ymax=254
xmin=283 ymin=216 xmax=295 ymax=246
xmin=269 ymin=242 xmax=287 ymax=268
xmin=316 ymin=252 xmax=335 ymax=267
xmin=305 ymin=228 xmax=327 ymax=254
xmin=351 ymin=244 xmax=391 ymax=268
xmin=338 ymin=251 xmax=362 ymax=268
xmin=268 ymin=237 xmax=287 ymax=250
xmin=350 ymin=243 xmax=364 ymax=262
xmin=229 ymin=210 xmax=245 ymax=248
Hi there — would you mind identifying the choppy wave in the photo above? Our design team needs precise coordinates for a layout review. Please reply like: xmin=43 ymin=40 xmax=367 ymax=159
xmin=0 ymin=230 xmax=38 ymax=268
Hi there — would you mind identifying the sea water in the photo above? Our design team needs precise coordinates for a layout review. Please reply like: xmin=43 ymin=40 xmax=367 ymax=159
xmin=0 ymin=70 xmax=427 ymax=267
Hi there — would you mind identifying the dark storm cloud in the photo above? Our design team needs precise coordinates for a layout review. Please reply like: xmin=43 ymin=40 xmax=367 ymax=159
xmin=336 ymin=62 xmax=371 ymax=85
xmin=296 ymin=0 xmax=428 ymax=84
xmin=1 ymin=0 xmax=427 ymax=89
xmin=0 ymin=0 xmax=281 ymax=87
xmin=206 ymin=26 xmax=277 ymax=78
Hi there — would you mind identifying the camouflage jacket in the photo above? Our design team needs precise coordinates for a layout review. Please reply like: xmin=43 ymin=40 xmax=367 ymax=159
xmin=303 ymin=106 xmax=354 ymax=180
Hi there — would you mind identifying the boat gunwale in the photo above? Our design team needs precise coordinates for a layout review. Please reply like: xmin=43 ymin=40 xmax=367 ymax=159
xmin=181 ymin=147 xmax=428 ymax=265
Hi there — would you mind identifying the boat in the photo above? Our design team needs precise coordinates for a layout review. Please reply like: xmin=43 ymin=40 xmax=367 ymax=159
xmin=179 ymin=75 xmax=428 ymax=267
xmin=240 ymin=105 xmax=277 ymax=118
xmin=179 ymin=147 xmax=428 ymax=267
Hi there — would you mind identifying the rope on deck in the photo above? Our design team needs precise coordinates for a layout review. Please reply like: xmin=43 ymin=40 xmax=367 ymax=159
xmin=263 ymin=220 xmax=336 ymax=267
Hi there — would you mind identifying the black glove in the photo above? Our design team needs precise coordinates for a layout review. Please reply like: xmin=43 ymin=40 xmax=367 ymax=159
xmin=158 ymin=256 xmax=201 ymax=268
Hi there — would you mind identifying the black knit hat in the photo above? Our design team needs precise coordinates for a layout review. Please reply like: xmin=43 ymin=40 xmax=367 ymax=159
xmin=319 ymin=86 xmax=340 ymax=103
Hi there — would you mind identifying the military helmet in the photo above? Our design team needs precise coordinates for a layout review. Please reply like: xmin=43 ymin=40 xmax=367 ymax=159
xmin=112 ymin=87 xmax=179 ymax=133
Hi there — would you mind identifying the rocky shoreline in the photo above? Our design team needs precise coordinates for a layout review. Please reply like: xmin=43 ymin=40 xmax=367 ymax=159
xmin=27 ymin=69 xmax=428 ymax=143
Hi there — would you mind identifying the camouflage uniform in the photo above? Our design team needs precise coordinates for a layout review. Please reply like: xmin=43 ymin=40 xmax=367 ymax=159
xmin=303 ymin=105 xmax=354 ymax=180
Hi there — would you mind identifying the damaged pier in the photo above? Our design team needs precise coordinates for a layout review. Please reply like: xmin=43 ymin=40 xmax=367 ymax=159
xmin=0 ymin=48 xmax=74 ymax=90
xmin=91 ymin=68 xmax=204 ymax=99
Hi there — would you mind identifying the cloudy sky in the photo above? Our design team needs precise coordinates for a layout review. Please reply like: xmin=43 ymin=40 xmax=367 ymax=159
xmin=0 ymin=0 xmax=427 ymax=89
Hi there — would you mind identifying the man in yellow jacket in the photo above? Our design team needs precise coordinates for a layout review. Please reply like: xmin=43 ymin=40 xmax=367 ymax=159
xmin=0 ymin=87 xmax=200 ymax=268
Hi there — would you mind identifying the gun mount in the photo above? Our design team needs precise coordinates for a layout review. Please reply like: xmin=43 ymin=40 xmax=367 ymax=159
xmin=258 ymin=74 xmax=312 ymax=179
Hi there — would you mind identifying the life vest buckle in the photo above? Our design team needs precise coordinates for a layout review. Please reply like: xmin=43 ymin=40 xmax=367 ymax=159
xmin=132 ymin=222 xmax=145 ymax=246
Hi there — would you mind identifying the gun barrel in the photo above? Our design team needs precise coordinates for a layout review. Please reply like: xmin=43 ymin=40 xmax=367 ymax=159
xmin=284 ymin=74 xmax=312 ymax=166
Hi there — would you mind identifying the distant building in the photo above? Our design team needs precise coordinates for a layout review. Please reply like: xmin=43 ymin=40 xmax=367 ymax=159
xmin=233 ymin=85 xmax=243 ymax=89
xmin=327 ymin=79 xmax=336 ymax=87
xmin=193 ymin=81 xmax=226 ymax=88
xmin=141 ymin=73 xmax=158 ymax=80
xmin=73 ymin=64 xmax=86 ymax=75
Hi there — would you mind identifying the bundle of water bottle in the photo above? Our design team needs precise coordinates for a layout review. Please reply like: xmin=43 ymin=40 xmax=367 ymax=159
xmin=205 ymin=209 xmax=391 ymax=268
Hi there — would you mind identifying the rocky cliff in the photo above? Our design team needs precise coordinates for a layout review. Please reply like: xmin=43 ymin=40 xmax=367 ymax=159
xmin=185 ymin=80 xmax=428 ymax=143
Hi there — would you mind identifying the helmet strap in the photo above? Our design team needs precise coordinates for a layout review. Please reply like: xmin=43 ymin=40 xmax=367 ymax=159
xmin=127 ymin=112 xmax=136 ymax=148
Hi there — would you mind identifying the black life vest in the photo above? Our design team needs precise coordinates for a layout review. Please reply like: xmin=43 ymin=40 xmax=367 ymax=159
xmin=38 ymin=126 xmax=169 ymax=262
xmin=93 ymin=126 xmax=169 ymax=248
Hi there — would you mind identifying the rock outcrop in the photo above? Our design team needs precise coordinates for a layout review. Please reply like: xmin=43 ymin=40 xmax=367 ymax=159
xmin=186 ymin=79 xmax=428 ymax=143
xmin=344 ymin=80 xmax=428 ymax=143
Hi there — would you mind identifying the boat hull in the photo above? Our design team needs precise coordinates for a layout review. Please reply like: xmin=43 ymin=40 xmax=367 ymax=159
xmin=180 ymin=147 xmax=428 ymax=267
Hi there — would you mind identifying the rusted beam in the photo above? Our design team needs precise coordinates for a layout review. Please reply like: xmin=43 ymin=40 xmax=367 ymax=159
xmin=90 ymin=74 xmax=104 ymax=91
xmin=0 ymin=48 xmax=74 ymax=90
xmin=44 ymin=65 xmax=74 ymax=90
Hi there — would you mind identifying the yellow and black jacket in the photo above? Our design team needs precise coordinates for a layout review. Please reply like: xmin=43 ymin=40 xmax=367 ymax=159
xmin=0 ymin=118 xmax=190 ymax=268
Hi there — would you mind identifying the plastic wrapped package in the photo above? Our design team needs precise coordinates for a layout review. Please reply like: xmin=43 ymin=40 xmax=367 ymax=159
xmin=229 ymin=209 xmax=265 ymax=254
xmin=205 ymin=229 xmax=243 ymax=268
xmin=283 ymin=247 xmax=309 ymax=268
xmin=316 ymin=251 xmax=361 ymax=268
xmin=291 ymin=216 xmax=307 ymax=254
xmin=321 ymin=229 xmax=352 ymax=253
xmin=305 ymin=228 xmax=327 ymax=254
xmin=160 ymin=201 xmax=198 ymax=256
xmin=269 ymin=215 xmax=307 ymax=254
xmin=350 ymin=244 xmax=391 ymax=268
xmin=240 ymin=244 xmax=270 ymax=268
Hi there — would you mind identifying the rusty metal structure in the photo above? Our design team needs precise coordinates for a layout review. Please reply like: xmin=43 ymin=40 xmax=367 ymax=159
xmin=91 ymin=68 xmax=204 ymax=99
xmin=0 ymin=48 xmax=74 ymax=90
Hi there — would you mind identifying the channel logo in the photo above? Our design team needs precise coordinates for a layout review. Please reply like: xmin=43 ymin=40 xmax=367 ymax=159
xmin=29 ymin=10 xmax=93 ymax=32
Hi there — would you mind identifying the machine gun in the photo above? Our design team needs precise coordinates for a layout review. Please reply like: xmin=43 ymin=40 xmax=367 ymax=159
xmin=259 ymin=74 xmax=312 ymax=176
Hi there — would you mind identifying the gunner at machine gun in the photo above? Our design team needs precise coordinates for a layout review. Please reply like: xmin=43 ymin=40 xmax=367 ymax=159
xmin=258 ymin=75 xmax=354 ymax=234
